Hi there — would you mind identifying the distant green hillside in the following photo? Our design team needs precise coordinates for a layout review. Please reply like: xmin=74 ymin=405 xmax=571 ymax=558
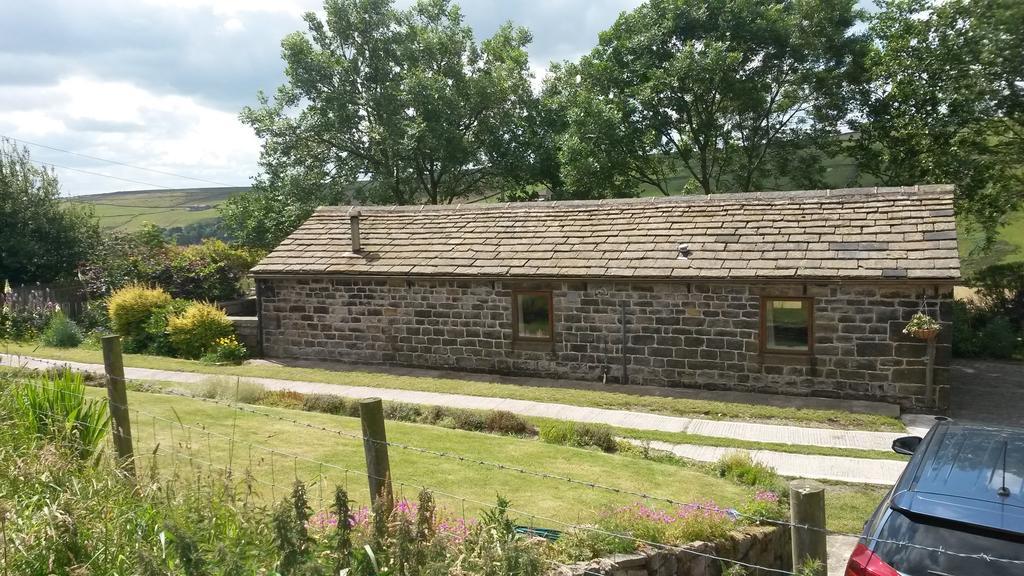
xmin=959 ymin=209 xmax=1024 ymax=277
xmin=68 ymin=186 xmax=247 ymax=232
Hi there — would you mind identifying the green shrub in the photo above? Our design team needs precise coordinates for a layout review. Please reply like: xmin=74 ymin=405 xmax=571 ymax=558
xmin=970 ymin=262 xmax=1024 ymax=326
xmin=164 ymin=240 xmax=262 ymax=302
xmin=200 ymin=335 xmax=248 ymax=365
xmin=142 ymin=298 xmax=190 ymax=356
xmin=76 ymin=299 xmax=110 ymax=332
xmin=0 ymin=302 xmax=56 ymax=341
xmin=198 ymin=378 xmax=266 ymax=404
xmin=713 ymin=452 xmax=780 ymax=489
xmin=549 ymin=526 xmax=634 ymax=562
xmin=953 ymin=300 xmax=1021 ymax=359
xmin=41 ymin=311 xmax=84 ymax=348
xmin=107 ymin=284 xmax=172 ymax=348
xmin=261 ymin=390 xmax=306 ymax=410
xmin=484 ymin=410 xmax=535 ymax=436
xmin=383 ymin=401 xmax=423 ymax=422
xmin=302 ymin=393 xmax=352 ymax=415
xmin=166 ymin=301 xmax=235 ymax=359
xmin=552 ymin=500 xmax=735 ymax=562
xmin=14 ymin=369 xmax=109 ymax=460
xmin=737 ymin=490 xmax=788 ymax=524
xmin=952 ymin=300 xmax=984 ymax=357
xmin=979 ymin=316 xmax=1020 ymax=359
xmin=539 ymin=421 xmax=618 ymax=452
xmin=450 ymin=409 xmax=488 ymax=432
xmin=419 ymin=405 xmax=449 ymax=425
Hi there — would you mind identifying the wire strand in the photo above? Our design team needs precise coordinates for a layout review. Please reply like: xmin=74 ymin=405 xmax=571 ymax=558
xmin=4 ymin=134 xmax=239 ymax=188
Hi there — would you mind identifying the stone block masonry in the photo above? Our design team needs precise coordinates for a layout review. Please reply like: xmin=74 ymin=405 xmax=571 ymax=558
xmin=258 ymin=277 xmax=953 ymax=409
xmin=559 ymin=525 xmax=791 ymax=576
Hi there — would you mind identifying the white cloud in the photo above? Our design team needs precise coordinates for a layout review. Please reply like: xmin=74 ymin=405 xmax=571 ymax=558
xmin=221 ymin=17 xmax=245 ymax=32
xmin=0 ymin=76 xmax=259 ymax=195
xmin=139 ymin=0 xmax=317 ymax=17
xmin=1 ymin=0 xmax=643 ymax=197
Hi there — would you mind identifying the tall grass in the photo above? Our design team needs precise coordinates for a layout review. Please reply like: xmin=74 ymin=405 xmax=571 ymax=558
xmin=14 ymin=369 xmax=109 ymax=461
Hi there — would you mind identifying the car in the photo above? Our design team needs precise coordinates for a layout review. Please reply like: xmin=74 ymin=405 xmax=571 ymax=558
xmin=845 ymin=419 xmax=1024 ymax=576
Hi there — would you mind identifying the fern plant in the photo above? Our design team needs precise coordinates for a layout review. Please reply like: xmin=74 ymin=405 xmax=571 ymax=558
xmin=16 ymin=369 xmax=110 ymax=461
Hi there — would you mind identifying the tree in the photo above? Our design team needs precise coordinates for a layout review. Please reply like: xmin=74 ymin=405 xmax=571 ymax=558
xmin=849 ymin=0 xmax=1024 ymax=237
xmin=0 ymin=138 xmax=100 ymax=285
xmin=552 ymin=0 xmax=867 ymax=197
xmin=226 ymin=0 xmax=537 ymax=249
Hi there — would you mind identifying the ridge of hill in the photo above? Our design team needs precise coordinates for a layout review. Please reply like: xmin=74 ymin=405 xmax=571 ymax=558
xmin=67 ymin=186 xmax=248 ymax=231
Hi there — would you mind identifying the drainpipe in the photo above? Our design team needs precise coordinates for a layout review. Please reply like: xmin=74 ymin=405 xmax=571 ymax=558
xmin=254 ymin=278 xmax=264 ymax=357
xmin=621 ymin=300 xmax=628 ymax=385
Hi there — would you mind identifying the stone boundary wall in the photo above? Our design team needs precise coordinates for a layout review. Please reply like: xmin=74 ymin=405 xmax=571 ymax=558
xmin=257 ymin=277 xmax=953 ymax=408
xmin=229 ymin=316 xmax=259 ymax=352
xmin=558 ymin=526 xmax=791 ymax=576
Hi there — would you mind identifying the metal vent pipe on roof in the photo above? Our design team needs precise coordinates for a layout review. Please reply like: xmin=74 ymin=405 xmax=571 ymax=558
xmin=350 ymin=209 xmax=361 ymax=253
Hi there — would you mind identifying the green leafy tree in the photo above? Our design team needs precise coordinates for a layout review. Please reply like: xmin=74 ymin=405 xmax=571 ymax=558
xmin=849 ymin=0 xmax=1024 ymax=237
xmin=226 ymin=0 xmax=537 ymax=249
xmin=0 ymin=138 xmax=100 ymax=284
xmin=552 ymin=0 xmax=866 ymax=197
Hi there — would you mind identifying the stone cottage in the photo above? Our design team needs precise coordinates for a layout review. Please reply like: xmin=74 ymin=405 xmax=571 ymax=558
xmin=251 ymin=185 xmax=959 ymax=409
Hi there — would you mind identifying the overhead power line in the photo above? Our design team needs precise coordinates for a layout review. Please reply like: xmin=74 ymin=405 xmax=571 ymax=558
xmin=4 ymin=134 xmax=241 ymax=188
xmin=30 ymin=159 xmax=178 ymax=190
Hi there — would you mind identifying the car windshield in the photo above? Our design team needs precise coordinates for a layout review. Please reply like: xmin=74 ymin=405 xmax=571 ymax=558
xmin=873 ymin=509 xmax=1024 ymax=576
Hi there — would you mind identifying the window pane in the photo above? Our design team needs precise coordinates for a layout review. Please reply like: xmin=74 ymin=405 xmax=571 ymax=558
xmin=517 ymin=294 xmax=551 ymax=339
xmin=766 ymin=299 xmax=809 ymax=350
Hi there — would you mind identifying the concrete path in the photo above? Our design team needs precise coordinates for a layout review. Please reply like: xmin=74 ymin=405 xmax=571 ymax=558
xmin=2 ymin=353 xmax=908 ymax=453
xmin=255 ymin=357 xmax=901 ymax=417
xmin=952 ymin=359 xmax=1024 ymax=427
xmin=621 ymin=439 xmax=905 ymax=485
xmin=827 ymin=535 xmax=858 ymax=576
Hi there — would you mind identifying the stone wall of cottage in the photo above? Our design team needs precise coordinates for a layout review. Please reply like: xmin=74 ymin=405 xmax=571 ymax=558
xmin=257 ymin=277 xmax=953 ymax=409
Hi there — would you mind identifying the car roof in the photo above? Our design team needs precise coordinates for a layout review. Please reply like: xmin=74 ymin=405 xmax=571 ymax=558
xmin=892 ymin=421 xmax=1024 ymax=535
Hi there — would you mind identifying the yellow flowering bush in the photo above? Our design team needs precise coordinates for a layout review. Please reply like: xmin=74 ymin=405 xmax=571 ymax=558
xmin=166 ymin=302 xmax=235 ymax=359
xmin=107 ymin=284 xmax=172 ymax=347
xmin=201 ymin=334 xmax=248 ymax=365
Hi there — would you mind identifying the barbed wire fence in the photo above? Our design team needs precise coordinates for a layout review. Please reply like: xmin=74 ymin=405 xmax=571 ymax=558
xmin=5 ymin=345 xmax=1024 ymax=574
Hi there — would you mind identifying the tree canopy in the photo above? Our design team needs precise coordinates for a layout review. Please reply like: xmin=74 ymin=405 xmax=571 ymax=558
xmin=224 ymin=0 xmax=537 ymax=249
xmin=549 ymin=0 xmax=867 ymax=197
xmin=228 ymin=0 xmax=1023 ymax=251
xmin=0 ymin=138 xmax=100 ymax=285
xmin=848 ymin=0 xmax=1024 ymax=237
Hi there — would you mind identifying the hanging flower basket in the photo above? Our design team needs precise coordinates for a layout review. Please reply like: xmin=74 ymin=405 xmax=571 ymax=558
xmin=903 ymin=312 xmax=941 ymax=340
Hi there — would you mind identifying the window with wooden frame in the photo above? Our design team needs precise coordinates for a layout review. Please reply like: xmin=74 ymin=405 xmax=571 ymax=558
xmin=760 ymin=297 xmax=813 ymax=354
xmin=513 ymin=291 xmax=554 ymax=341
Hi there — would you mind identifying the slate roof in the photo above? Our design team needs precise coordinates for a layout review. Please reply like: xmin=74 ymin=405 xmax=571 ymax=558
xmin=251 ymin=185 xmax=960 ymax=281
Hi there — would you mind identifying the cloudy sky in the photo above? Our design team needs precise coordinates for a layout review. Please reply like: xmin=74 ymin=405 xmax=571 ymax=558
xmin=0 ymin=0 xmax=644 ymax=197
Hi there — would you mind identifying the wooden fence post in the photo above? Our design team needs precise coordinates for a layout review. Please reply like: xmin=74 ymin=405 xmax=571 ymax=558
xmin=102 ymin=335 xmax=135 ymax=480
xmin=790 ymin=479 xmax=827 ymax=575
xmin=359 ymin=398 xmax=393 ymax=511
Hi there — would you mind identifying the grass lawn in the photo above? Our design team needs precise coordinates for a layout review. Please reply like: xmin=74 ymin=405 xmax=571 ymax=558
xmin=130 ymin=380 xmax=903 ymax=461
xmin=81 ymin=385 xmax=882 ymax=534
xmin=4 ymin=342 xmax=904 ymax=432
xmin=822 ymin=483 xmax=889 ymax=534
xmin=89 ymin=386 xmax=751 ymax=526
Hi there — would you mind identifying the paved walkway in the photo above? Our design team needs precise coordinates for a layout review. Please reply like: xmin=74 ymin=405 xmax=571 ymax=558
xmin=952 ymin=359 xmax=1024 ymax=427
xmin=621 ymin=439 xmax=905 ymax=485
xmin=3 ymin=353 xmax=909 ymax=453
